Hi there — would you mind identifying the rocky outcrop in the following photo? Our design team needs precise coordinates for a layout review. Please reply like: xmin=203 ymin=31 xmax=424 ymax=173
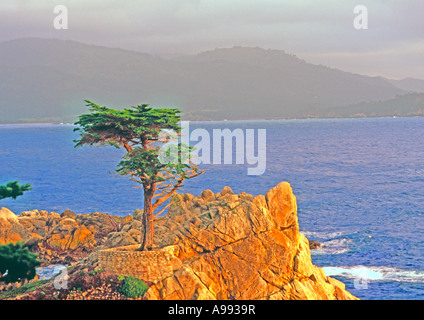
xmin=0 ymin=207 xmax=29 ymax=245
xmin=309 ymin=240 xmax=322 ymax=250
xmin=0 ymin=182 xmax=357 ymax=300
xmin=142 ymin=182 xmax=357 ymax=300
xmin=0 ymin=208 xmax=134 ymax=265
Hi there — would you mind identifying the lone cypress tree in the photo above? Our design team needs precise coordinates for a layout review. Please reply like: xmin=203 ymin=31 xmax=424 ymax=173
xmin=74 ymin=100 xmax=203 ymax=251
xmin=0 ymin=181 xmax=32 ymax=200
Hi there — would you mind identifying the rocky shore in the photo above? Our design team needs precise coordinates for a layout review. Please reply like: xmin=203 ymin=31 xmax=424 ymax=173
xmin=0 ymin=182 xmax=357 ymax=300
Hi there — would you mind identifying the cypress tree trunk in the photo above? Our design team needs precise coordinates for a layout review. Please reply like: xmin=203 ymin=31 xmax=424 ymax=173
xmin=141 ymin=186 xmax=154 ymax=251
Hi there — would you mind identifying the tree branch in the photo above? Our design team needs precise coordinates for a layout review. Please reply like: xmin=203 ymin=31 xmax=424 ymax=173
xmin=152 ymin=179 xmax=183 ymax=210
xmin=153 ymin=203 xmax=171 ymax=217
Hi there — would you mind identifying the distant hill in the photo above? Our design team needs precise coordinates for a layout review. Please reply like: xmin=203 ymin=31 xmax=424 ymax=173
xmin=324 ymin=93 xmax=424 ymax=118
xmin=386 ymin=78 xmax=424 ymax=93
xmin=0 ymin=38 xmax=410 ymax=123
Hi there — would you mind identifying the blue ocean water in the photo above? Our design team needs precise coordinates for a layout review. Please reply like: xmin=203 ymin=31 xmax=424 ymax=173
xmin=1 ymin=117 xmax=424 ymax=300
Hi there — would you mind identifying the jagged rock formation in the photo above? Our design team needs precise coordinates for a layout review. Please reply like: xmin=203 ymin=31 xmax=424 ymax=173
xmin=0 ymin=182 xmax=357 ymax=300
xmin=0 ymin=207 xmax=28 ymax=245
xmin=0 ymin=207 xmax=133 ymax=264
xmin=144 ymin=182 xmax=357 ymax=300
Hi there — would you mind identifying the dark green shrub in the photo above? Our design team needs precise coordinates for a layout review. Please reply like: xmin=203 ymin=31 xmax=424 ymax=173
xmin=0 ymin=242 xmax=40 ymax=283
xmin=0 ymin=181 xmax=31 ymax=200
xmin=119 ymin=276 xmax=148 ymax=298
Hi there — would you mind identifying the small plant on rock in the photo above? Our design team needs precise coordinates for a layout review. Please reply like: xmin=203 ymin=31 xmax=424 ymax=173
xmin=119 ymin=275 xmax=148 ymax=299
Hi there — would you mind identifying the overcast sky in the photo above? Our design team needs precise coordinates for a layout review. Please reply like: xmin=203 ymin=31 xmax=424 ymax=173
xmin=1 ymin=0 xmax=423 ymax=79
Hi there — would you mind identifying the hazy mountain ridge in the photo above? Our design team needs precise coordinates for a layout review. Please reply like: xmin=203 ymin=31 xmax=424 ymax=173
xmin=386 ymin=78 xmax=424 ymax=93
xmin=325 ymin=92 xmax=424 ymax=118
xmin=0 ymin=38 xmax=420 ymax=123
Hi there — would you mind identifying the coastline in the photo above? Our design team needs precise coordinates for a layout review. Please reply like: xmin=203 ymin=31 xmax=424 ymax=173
xmin=0 ymin=123 xmax=55 ymax=126
xmin=0 ymin=183 xmax=358 ymax=300
xmin=1 ymin=114 xmax=423 ymax=126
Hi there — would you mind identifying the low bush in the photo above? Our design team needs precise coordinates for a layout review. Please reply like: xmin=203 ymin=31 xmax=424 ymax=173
xmin=119 ymin=276 xmax=148 ymax=298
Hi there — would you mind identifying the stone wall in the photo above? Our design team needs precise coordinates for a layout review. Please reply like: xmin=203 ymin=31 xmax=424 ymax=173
xmin=98 ymin=245 xmax=176 ymax=283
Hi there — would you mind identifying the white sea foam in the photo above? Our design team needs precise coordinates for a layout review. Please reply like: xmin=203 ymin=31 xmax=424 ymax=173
xmin=323 ymin=266 xmax=424 ymax=283
xmin=310 ymin=238 xmax=353 ymax=255
xmin=301 ymin=231 xmax=352 ymax=255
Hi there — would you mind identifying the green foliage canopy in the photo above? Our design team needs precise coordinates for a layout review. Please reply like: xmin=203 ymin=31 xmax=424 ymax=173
xmin=0 ymin=181 xmax=32 ymax=200
xmin=0 ymin=242 xmax=40 ymax=283
xmin=74 ymin=100 xmax=200 ymax=186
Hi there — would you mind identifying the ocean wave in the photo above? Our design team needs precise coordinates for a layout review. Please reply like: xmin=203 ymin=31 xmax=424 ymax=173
xmin=300 ymin=231 xmax=352 ymax=255
xmin=301 ymin=230 xmax=345 ymax=240
xmin=310 ymin=238 xmax=353 ymax=255
xmin=323 ymin=266 xmax=424 ymax=283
